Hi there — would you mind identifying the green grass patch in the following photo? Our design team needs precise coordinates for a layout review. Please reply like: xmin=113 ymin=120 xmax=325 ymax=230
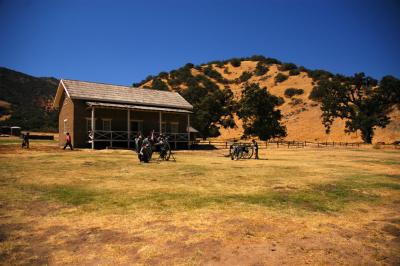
xmin=21 ymin=179 xmax=381 ymax=213
xmin=31 ymin=185 xmax=103 ymax=206
xmin=372 ymin=182 xmax=400 ymax=190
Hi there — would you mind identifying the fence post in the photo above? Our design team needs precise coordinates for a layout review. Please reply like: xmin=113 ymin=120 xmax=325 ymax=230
xmin=225 ymin=142 xmax=227 ymax=149
xmin=265 ymin=141 xmax=268 ymax=148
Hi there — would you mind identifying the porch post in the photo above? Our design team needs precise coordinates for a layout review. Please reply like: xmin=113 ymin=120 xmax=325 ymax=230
xmin=127 ymin=108 xmax=131 ymax=148
xmin=187 ymin=113 xmax=191 ymax=149
xmin=159 ymin=111 xmax=162 ymax=134
xmin=91 ymin=106 xmax=95 ymax=149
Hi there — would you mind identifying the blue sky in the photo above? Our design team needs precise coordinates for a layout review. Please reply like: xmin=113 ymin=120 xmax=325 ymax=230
xmin=0 ymin=0 xmax=399 ymax=85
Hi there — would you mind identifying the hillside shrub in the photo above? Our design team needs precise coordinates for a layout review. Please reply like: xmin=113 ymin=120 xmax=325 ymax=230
xmin=230 ymin=58 xmax=241 ymax=67
xmin=284 ymin=88 xmax=304 ymax=98
xmin=169 ymin=66 xmax=193 ymax=85
xmin=289 ymin=69 xmax=300 ymax=76
xmin=279 ymin=63 xmax=297 ymax=71
xmin=151 ymin=78 xmax=169 ymax=91
xmin=306 ymin=69 xmax=334 ymax=81
xmin=158 ymin=72 xmax=169 ymax=79
xmin=248 ymin=55 xmax=267 ymax=62
xmin=275 ymin=73 xmax=288 ymax=83
xmin=254 ymin=62 xmax=269 ymax=76
xmin=298 ymin=66 xmax=308 ymax=72
xmin=238 ymin=71 xmax=252 ymax=83
xmin=204 ymin=65 xmax=226 ymax=83
xmin=309 ymin=85 xmax=328 ymax=101
xmin=263 ymin=57 xmax=282 ymax=65
xmin=184 ymin=63 xmax=194 ymax=69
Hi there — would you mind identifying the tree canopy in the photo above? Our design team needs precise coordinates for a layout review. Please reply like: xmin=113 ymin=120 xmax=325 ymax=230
xmin=237 ymin=83 xmax=286 ymax=141
xmin=320 ymin=73 xmax=395 ymax=143
xmin=181 ymin=81 xmax=236 ymax=139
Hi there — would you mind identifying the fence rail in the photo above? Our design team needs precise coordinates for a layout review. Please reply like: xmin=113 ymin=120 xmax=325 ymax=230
xmin=193 ymin=139 xmax=400 ymax=150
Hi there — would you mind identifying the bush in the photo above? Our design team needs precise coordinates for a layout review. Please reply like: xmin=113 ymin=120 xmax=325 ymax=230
xmin=279 ymin=63 xmax=297 ymax=71
xmin=284 ymin=88 xmax=304 ymax=98
xmin=254 ymin=62 xmax=269 ymax=76
xmin=248 ymin=55 xmax=267 ymax=62
xmin=152 ymin=78 xmax=169 ymax=91
xmin=158 ymin=71 xmax=169 ymax=79
xmin=289 ymin=69 xmax=300 ymax=76
xmin=309 ymin=85 xmax=328 ymax=101
xmin=169 ymin=66 xmax=194 ymax=85
xmin=185 ymin=77 xmax=198 ymax=87
xmin=184 ymin=63 xmax=194 ymax=69
xmin=307 ymin=69 xmax=333 ymax=81
xmin=204 ymin=66 xmax=224 ymax=81
xmin=168 ymin=78 xmax=181 ymax=88
xmin=275 ymin=73 xmax=288 ymax=83
xmin=230 ymin=58 xmax=241 ymax=67
xmin=263 ymin=57 xmax=282 ymax=65
xmin=298 ymin=66 xmax=308 ymax=72
xmin=238 ymin=71 xmax=252 ymax=83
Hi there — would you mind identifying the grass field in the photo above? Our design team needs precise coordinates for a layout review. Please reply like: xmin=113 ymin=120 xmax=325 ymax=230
xmin=0 ymin=138 xmax=399 ymax=265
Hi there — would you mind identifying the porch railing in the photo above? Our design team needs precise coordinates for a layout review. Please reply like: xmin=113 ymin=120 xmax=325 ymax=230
xmin=89 ymin=130 xmax=188 ymax=142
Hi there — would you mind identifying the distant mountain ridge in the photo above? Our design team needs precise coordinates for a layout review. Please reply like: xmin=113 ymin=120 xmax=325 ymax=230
xmin=0 ymin=67 xmax=59 ymax=131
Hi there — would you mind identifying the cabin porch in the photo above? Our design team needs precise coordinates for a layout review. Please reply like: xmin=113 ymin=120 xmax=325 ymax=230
xmin=84 ymin=102 xmax=195 ymax=149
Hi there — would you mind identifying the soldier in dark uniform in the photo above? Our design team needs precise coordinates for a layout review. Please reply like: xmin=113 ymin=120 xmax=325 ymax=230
xmin=252 ymin=139 xmax=259 ymax=159
xmin=21 ymin=132 xmax=30 ymax=149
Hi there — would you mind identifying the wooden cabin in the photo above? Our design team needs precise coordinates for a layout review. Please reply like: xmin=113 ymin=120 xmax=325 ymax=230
xmin=53 ymin=79 xmax=197 ymax=149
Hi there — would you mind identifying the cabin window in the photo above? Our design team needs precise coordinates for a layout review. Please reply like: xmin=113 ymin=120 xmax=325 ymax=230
xmin=102 ymin=119 xmax=112 ymax=131
xmin=170 ymin=122 xmax=179 ymax=133
xmin=86 ymin=118 xmax=96 ymax=132
xmin=63 ymin=119 xmax=69 ymax=134
xmin=130 ymin=120 xmax=143 ymax=133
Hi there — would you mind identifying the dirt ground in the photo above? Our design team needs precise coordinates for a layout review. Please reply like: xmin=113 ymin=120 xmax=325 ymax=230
xmin=0 ymin=140 xmax=399 ymax=265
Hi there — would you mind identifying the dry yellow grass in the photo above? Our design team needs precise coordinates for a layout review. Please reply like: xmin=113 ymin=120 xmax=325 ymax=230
xmin=0 ymin=139 xmax=399 ymax=265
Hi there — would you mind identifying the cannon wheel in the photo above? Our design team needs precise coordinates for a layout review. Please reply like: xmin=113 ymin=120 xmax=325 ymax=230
xmin=229 ymin=143 xmax=239 ymax=159
xmin=159 ymin=142 xmax=171 ymax=161
xmin=241 ymin=144 xmax=254 ymax=159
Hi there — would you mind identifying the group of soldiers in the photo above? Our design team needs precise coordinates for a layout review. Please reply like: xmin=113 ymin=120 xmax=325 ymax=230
xmin=134 ymin=130 xmax=170 ymax=163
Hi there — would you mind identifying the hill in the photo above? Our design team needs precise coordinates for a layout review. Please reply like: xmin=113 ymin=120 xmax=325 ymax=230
xmin=0 ymin=67 xmax=59 ymax=131
xmin=134 ymin=57 xmax=399 ymax=143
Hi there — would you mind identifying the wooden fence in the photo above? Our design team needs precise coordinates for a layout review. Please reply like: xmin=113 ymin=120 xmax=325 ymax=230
xmin=194 ymin=139 xmax=400 ymax=150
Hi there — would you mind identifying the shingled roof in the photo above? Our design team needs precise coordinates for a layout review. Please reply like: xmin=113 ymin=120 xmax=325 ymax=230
xmin=54 ymin=79 xmax=193 ymax=110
